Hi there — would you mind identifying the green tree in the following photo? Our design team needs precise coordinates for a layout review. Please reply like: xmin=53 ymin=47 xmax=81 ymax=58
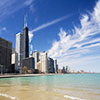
xmin=22 ymin=66 xmax=28 ymax=74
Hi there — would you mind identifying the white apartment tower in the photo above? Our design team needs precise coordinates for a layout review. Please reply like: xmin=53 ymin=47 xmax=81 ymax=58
xmin=40 ymin=51 xmax=48 ymax=73
xmin=31 ymin=50 xmax=39 ymax=69
xmin=16 ymin=33 xmax=23 ymax=68
xmin=11 ymin=52 xmax=18 ymax=71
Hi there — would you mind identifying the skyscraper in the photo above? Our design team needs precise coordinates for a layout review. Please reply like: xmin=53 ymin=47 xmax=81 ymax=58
xmin=16 ymin=33 xmax=23 ymax=68
xmin=54 ymin=59 xmax=58 ymax=73
xmin=31 ymin=50 xmax=39 ymax=69
xmin=23 ymin=26 xmax=29 ymax=58
xmin=0 ymin=37 xmax=12 ymax=73
xmin=48 ymin=57 xmax=55 ymax=73
xmin=40 ymin=51 xmax=48 ymax=73
xmin=11 ymin=52 xmax=18 ymax=72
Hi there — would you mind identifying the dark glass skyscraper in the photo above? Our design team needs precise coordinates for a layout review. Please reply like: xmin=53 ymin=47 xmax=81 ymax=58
xmin=0 ymin=37 xmax=12 ymax=73
xmin=23 ymin=26 xmax=29 ymax=58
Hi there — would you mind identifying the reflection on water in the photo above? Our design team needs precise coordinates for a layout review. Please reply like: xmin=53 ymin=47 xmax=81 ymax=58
xmin=0 ymin=74 xmax=100 ymax=100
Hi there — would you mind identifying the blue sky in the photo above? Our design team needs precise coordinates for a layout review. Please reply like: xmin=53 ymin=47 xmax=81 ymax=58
xmin=0 ymin=0 xmax=100 ymax=72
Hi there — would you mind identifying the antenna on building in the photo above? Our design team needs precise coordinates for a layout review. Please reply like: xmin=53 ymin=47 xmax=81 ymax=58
xmin=24 ymin=15 xmax=27 ymax=28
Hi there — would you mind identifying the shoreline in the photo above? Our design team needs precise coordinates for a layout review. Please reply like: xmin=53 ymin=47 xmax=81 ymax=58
xmin=0 ymin=74 xmax=55 ymax=78
xmin=0 ymin=73 xmax=100 ymax=78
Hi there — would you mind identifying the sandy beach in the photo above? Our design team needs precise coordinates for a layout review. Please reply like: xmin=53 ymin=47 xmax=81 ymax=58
xmin=0 ymin=74 xmax=55 ymax=78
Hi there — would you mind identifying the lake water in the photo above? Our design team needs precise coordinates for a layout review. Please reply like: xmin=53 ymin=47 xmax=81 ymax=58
xmin=0 ymin=74 xmax=100 ymax=100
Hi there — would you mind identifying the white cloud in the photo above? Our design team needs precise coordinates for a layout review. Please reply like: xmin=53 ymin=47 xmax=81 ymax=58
xmin=29 ymin=4 xmax=35 ymax=13
xmin=30 ymin=44 xmax=33 ymax=55
xmin=48 ymin=0 xmax=100 ymax=72
xmin=30 ymin=44 xmax=33 ymax=52
xmin=0 ymin=27 xmax=7 ymax=34
xmin=2 ymin=27 xmax=7 ymax=31
xmin=29 ymin=31 xmax=34 ymax=56
xmin=92 ymin=0 xmax=100 ymax=23
xmin=29 ymin=15 xmax=73 ymax=47
xmin=74 ymin=38 xmax=100 ymax=48
xmin=31 ymin=15 xmax=72 ymax=33
xmin=31 ymin=44 xmax=33 ymax=50
xmin=0 ymin=0 xmax=34 ymax=21
xmin=29 ymin=31 xmax=34 ymax=43
xmin=24 ymin=0 xmax=33 ymax=6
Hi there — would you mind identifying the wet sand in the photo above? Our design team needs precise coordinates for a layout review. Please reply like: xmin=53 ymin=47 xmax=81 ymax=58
xmin=0 ymin=74 xmax=55 ymax=78
xmin=0 ymin=85 xmax=67 ymax=100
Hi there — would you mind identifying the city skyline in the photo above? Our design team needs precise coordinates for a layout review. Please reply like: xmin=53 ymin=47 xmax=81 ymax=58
xmin=0 ymin=0 xmax=100 ymax=72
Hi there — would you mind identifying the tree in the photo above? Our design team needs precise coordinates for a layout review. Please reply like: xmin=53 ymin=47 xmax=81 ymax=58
xmin=22 ymin=66 xmax=28 ymax=74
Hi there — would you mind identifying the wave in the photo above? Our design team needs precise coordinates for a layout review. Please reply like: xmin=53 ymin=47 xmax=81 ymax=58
xmin=64 ymin=95 xmax=87 ymax=100
xmin=0 ymin=93 xmax=18 ymax=100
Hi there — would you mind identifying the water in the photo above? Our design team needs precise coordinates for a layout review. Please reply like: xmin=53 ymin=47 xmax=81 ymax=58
xmin=0 ymin=74 xmax=100 ymax=100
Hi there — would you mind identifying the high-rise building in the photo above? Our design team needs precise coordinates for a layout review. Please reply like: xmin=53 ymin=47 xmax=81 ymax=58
xmin=62 ymin=67 xmax=66 ymax=73
xmin=40 ymin=51 xmax=48 ymax=73
xmin=31 ymin=50 xmax=39 ymax=69
xmin=54 ymin=60 xmax=58 ymax=73
xmin=22 ymin=57 xmax=35 ymax=70
xmin=48 ymin=57 xmax=55 ymax=73
xmin=23 ymin=27 xmax=29 ymax=58
xmin=0 ymin=37 xmax=12 ymax=73
xmin=11 ymin=52 xmax=18 ymax=72
xmin=16 ymin=33 xmax=23 ymax=68
xmin=37 ymin=61 xmax=41 ymax=72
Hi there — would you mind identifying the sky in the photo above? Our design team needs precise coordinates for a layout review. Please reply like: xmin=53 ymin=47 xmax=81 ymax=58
xmin=0 ymin=0 xmax=100 ymax=72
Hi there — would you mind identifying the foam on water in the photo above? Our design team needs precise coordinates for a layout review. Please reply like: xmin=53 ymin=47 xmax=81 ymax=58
xmin=64 ymin=95 xmax=87 ymax=100
xmin=0 ymin=93 xmax=18 ymax=100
